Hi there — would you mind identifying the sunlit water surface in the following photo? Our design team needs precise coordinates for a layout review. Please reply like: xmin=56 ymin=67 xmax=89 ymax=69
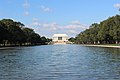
xmin=0 ymin=44 xmax=120 ymax=80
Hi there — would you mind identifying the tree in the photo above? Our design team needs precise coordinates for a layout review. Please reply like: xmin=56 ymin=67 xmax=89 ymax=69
xmin=68 ymin=37 xmax=75 ymax=42
xmin=0 ymin=18 xmax=49 ymax=46
xmin=1 ymin=19 xmax=26 ymax=45
xmin=22 ymin=27 xmax=35 ymax=43
xmin=40 ymin=36 xmax=47 ymax=45
xmin=75 ymin=15 xmax=120 ymax=44
xmin=0 ymin=21 xmax=11 ymax=46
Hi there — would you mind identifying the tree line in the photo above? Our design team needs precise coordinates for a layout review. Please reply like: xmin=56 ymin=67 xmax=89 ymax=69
xmin=0 ymin=19 xmax=51 ymax=47
xmin=75 ymin=15 xmax=120 ymax=44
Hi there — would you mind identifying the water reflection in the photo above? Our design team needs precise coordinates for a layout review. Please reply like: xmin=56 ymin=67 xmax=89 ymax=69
xmin=0 ymin=45 xmax=120 ymax=80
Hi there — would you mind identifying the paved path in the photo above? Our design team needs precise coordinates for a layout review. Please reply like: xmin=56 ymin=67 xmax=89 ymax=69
xmin=0 ymin=47 xmax=16 ymax=50
xmin=83 ymin=45 xmax=120 ymax=48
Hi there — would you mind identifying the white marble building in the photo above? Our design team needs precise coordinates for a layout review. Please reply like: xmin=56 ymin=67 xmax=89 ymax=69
xmin=52 ymin=34 xmax=68 ymax=44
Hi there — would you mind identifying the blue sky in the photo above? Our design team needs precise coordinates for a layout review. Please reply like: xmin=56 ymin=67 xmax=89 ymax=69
xmin=0 ymin=0 xmax=120 ymax=38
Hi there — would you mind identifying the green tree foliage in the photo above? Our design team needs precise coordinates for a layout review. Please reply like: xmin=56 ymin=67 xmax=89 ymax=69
xmin=0 ymin=19 xmax=50 ymax=46
xmin=68 ymin=37 xmax=75 ymax=42
xmin=1 ymin=19 xmax=26 ymax=44
xmin=75 ymin=15 xmax=120 ymax=44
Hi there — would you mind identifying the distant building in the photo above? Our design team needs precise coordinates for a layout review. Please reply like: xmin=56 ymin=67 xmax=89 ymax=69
xmin=52 ymin=34 xmax=68 ymax=44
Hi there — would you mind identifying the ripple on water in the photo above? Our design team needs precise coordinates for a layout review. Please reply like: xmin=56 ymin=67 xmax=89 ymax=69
xmin=0 ymin=45 xmax=120 ymax=80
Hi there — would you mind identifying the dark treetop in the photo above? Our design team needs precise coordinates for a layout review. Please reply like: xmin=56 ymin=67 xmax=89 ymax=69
xmin=0 ymin=19 xmax=51 ymax=47
xmin=75 ymin=15 xmax=120 ymax=44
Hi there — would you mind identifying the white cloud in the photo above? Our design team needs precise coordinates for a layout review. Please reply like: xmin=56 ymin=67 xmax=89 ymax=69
xmin=30 ymin=20 xmax=58 ymax=31
xmin=41 ymin=5 xmax=52 ymax=12
xmin=32 ymin=22 xmax=41 ymax=26
xmin=65 ymin=24 xmax=86 ymax=29
xmin=114 ymin=3 xmax=120 ymax=8
xmin=24 ymin=11 xmax=29 ymax=16
xmin=43 ymin=22 xmax=58 ymax=30
xmin=32 ymin=18 xmax=39 ymax=21
xmin=68 ymin=30 xmax=78 ymax=34
xmin=28 ymin=20 xmax=88 ymax=37
xmin=23 ymin=0 xmax=30 ymax=16
xmin=23 ymin=0 xmax=30 ymax=9
xmin=65 ymin=20 xmax=87 ymax=29
xmin=71 ymin=20 xmax=81 ymax=25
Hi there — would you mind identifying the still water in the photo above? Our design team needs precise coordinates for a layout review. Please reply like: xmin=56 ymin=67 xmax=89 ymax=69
xmin=0 ymin=44 xmax=120 ymax=80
